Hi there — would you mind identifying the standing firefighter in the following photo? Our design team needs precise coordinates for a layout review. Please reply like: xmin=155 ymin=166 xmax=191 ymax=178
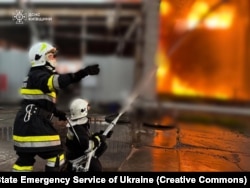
xmin=12 ymin=42 xmax=100 ymax=172
xmin=64 ymin=98 xmax=112 ymax=172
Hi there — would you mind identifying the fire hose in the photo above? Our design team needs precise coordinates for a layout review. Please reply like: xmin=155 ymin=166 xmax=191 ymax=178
xmin=66 ymin=66 xmax=157 ymax=172
xmin=83 ymin=112 xmax=124 ymax=172
xmin=66 ymin=112 xmax=124 ymax=172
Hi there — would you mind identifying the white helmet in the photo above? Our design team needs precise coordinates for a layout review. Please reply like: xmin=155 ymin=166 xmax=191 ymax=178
xmin=69 ymin=98 xmax=89 ymax=120
xmin=28 ymin=42 xmax=56 ymax=67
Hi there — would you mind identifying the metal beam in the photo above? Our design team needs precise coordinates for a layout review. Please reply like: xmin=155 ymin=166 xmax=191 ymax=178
xmin=0 ymin=20 xmax=134 ymax=26
xmin=0 ymin=8 xmax=140 ymax=17
xmin=136 ymin=100 xmax=250 ymax=116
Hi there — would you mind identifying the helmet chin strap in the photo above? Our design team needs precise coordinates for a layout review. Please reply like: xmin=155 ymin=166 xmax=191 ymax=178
xmin=45 ymin=61 xmax=56 ymax=72
xmin=67 ymin=117 xmax=89 ymax=127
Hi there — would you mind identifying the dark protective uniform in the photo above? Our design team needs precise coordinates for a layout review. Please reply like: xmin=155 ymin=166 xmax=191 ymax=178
xmin=64 ymin=120 xmax=107 ymax=172
xmin=12 ymin=64 xmax=99 ymax=172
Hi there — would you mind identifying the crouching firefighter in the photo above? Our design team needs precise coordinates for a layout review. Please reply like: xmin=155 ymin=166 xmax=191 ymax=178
xmin=12 ymin=42 xmax=100 ymax=172
xmin=63 ymin=98 xmax=112 ymax=172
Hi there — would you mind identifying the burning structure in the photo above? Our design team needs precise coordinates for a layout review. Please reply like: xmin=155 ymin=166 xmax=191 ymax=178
xmin=155 ymin=0 xmax=250 ymax=104
xmin=0 ymin=0 xmax=249 ymax=108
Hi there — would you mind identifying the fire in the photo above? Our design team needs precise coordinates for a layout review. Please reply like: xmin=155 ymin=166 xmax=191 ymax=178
xmin=160 ymin=0 xmax=171 ymax=16
xmin=204 ymin=6 xmax=234 ymax=29
xmin=186 ymin=0 xmax=234 ymax=30
xmin=172 ymin=77 xmax=202 ymax=97
xmin=156 ymin=44 xmax=170 ymax=93
xmin=156 ymin=0 xmax=238 ymax=100
xmin=171 ymin=76 xmax=228 ymax=99
xmin=187 ymin=1 xmax=209 ymax=29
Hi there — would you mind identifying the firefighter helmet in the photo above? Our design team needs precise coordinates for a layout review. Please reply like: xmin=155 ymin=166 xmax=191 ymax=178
xmin=69 ymin=98 xmax=89 ymax=120
xmin=28 ymin=42 xmax=57 ymax=67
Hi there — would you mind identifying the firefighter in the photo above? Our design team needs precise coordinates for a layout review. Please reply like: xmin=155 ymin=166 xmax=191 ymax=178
xmin=12 ymin=42 xmax=100 ymax=172
xmin=64 ymin=98 xmax=112 ymax=172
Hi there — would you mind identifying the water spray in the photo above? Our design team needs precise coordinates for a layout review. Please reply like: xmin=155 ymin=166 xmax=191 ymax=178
xmin=81 ymin=66 xmax=157 ymax=172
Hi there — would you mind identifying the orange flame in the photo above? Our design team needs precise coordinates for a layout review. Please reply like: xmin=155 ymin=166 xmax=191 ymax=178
xmin=156 ymin=0 xmax=238 ymax=100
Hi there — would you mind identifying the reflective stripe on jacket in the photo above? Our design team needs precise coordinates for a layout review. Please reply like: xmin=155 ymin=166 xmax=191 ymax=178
xmin=13 ymin=66 xmax=62 ymax=152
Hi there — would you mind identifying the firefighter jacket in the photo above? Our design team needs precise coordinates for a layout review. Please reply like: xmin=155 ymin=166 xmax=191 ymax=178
xmin=13 ymin=66 xmax=75 ymax=153
xmin=65 ymin=121 xmax=107 ymax=161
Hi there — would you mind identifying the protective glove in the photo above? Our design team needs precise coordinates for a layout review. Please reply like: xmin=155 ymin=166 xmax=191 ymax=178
xmin=54 ymin=110 xmax=67 ymax=121
xmin=99 ymin=130 xmax=113 ymax=138
xmin=91 ymin=132 xmax=106 ymax=149
xmin=85 ymin=64 xmax=100 ymax=75
xmin=95 ymin=142 xmax=108 ymax=158
xmin=72 ymin=64 xmax=100 ymax=82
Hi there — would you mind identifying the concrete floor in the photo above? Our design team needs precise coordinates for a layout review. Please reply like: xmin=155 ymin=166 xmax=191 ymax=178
xmin=1 ymin=105 xmax=250 ymax=172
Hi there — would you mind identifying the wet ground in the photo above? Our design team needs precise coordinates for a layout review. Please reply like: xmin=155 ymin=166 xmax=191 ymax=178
xmin=0 ymin=105 xmax=250 ymax=172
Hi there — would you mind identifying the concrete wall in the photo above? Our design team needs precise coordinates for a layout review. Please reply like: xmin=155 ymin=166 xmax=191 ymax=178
xmin=0 ymin=48 xmax=29 ymax=104
xmin=82 ymin=55 xmax=135 ymax=104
